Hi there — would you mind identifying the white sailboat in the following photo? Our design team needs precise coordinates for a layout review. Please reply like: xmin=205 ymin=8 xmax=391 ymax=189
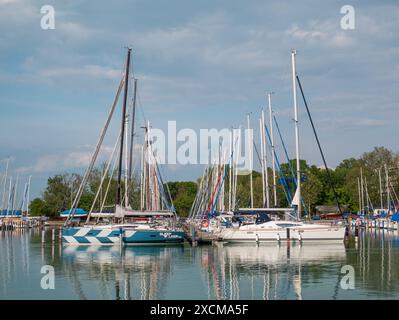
xmin=217 ymin=50 xmax=346 ymax=243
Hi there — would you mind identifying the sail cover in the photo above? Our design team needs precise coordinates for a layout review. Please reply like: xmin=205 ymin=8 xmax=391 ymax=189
xmin=291 ymin=187 xmax=300 ymax=206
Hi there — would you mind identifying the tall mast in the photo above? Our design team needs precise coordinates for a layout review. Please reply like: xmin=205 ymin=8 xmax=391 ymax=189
xmin=291 ymin=49 xmax=301 ymax=221
xmin=128 ymin=78 xmax=138 ymax=185
xmin=385 ymin=164 xmax=390 ymax=213
xmin=27 ymin=175 xmax=31 ymax=215
xmin=261 ymin=109 xmax=270 ymax=208
xmin=357 ymin=177 xmax=361 ymax=214
xmin=228 ymin=129 xmax=233 ymax=212
xmin=124 ymin=104 xmax=129 ymax=208
xmin=360 ymin=168 xmax=364 ymax=214
xmin=247 ymin=113 xmax=253 ymax=208
xmin=140 ymin=143 xmax=145 ymax=211
xmin=13 ymin=175 xmax=18 ymax=214
xmin=259 ymin=117 xmax=266 ymax=207
xmin=1 ymin=158 xmax=9 ymax=211
xmin=147 ymin=121 xmax=152 ymax=211
xmin=378 ymin=167 xmax=383 ymax=209
xmin=7 ymin=177 xmax=12 ymax=215
xmin=116 ymin=47 xmax=131 ymax=206
xmin=268 ymin=93 xmax=277 ymax=207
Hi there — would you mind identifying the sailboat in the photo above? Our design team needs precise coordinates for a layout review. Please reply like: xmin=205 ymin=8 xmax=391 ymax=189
xmin=62 ymin=48 xmax=184 ymax=245
xmin=217 ymin=50 xmax=346 ymax=243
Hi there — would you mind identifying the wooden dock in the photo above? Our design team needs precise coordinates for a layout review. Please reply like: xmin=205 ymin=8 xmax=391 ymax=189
xmin=183 ymin=223 xmax=219 ymax=245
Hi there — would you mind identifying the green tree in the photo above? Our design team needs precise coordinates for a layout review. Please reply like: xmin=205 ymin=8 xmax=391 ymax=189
xmin=167 ymin=181 xmax=197 ymax=216
xmin=29 ymin=198 xmax=51 ymax=216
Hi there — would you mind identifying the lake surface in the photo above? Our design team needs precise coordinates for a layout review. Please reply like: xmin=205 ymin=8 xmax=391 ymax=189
xmin=1 ymin=227 xmax=399 ymax=300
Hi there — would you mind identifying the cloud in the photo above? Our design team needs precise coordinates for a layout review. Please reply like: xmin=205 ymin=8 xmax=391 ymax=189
xmin=16 ymin=144 xmax=116 ymax=174
xmin=287 ymin=24 xmax=327 ymax=40
xmin=286 ymin=21 xmax=355 ymax=48
xmin=37 ymin=64 xmax=122 ymax=81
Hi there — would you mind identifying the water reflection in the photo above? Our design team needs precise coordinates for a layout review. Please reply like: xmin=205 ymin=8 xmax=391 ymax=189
xmin=0 ymin=228 xmax=399 ymax=299
xmin=61 ymin=245 xmax=183 ymax=300
xmin=197 ymin=243 xmax=346 ymax=300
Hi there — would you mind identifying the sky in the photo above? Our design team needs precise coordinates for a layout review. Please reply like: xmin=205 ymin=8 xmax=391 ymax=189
xmin=0 ymin=0 xmax=399 ymax=201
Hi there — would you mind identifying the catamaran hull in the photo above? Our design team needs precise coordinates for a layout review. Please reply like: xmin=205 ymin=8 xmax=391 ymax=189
xmin=62 ymin=227 xmax=121 ymax=245
xmin=123 ymin=230 xmax=185 ymax=244
xmin=62 ymin=227 xmax=185 ymax=245
xmin=220 ymin=227 xmax=346 ymax=243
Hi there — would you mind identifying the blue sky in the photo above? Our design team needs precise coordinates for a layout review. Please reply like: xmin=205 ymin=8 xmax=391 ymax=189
xmin=0 ymin=0 xmax=399 ymax=200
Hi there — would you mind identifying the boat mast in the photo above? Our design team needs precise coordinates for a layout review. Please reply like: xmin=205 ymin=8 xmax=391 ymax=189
xmin=140 ymin=143 xmax=145 ymax=211
xmin=291 ymin=49 xmax=301 ymax=221
xmin=385 ymin=164 xmax=390 ymax=213
xmin=7 ymin=177 xmax=12 ymax=215
xmin=360 ymin=168 xmax=364 ymax=214
xmin=116 ymin=47 xmax=131 ymax=207
xmin=128 ymin=78 xmax=138 ymax=189
xmin=147 ymin=121 xmax=152 ymax=211
xmin=247 ymin=113 xmax=253 ymax=208
xmin=268 ymin=93 xmax=277 ymax=207
xmin=124 ymin=103 xmax=129 ymax=208
xmin=1 ymin=158 xmax=9 ymax=211
xmin=378 ymin=167 xmax=383 ymax=210
xmin=228 ymin=129 xmax=233 ymax=212
xmin=13 ymin=175 xmax=18 ymax=214
xmin=357 ymin=177 xmax=361 ymax=214
xmin=261 ymin=109 xmax=270 ymax=208
xmin=259 ymin=117 xmax=266 ymax=207
xmin=26 ymin=175 xmax=31 ymax=215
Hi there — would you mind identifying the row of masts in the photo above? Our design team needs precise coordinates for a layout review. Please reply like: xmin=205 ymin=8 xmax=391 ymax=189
xmin=0 ymin=158 xmax=32 ymax=216
xmin=358 ymin=164 xmax=399 ymax=214
xmin=190 ymin=50 xmax=301 ymax=220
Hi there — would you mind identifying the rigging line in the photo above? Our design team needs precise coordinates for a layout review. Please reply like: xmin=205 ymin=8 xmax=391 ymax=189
xmin=253 ymin=140 xmax=283 ymax=207
xmin=65 ymin=75 xmax=125 ymax=225
xmin=264 ymin=123 xmax=309 ymax=215
xmin=86 ymin=130 xmax=122 ymax=223
xmin=136 ymin=89 xmax=147 ymax=127
xmin=264 ymin=124 xmax=293 ymax=205
xmin=273 ymin=116 xmax=297 ymax=187
xmin=149 ymin=145 xmax=175 ymax=212
xmin=296 ymin=75 xmax=343 ymax=218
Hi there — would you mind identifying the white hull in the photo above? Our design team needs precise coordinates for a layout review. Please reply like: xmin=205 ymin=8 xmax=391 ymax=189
xmin=218 ymin=220 xmax=346 ymax=243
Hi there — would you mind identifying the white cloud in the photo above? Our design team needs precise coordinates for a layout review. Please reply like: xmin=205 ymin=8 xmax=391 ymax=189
xmin=286 ymin=20 xmax=355 ymax=48
xmin=38 ymin=64 xmax=122 ymax=81
xmin=16 ymin=144 xmax=117 ymax=174
xmin=287 ymin=24 xmax=327 ymax=40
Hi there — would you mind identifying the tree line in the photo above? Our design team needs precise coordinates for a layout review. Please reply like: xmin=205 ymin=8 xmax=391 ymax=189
xmin=29 ymin=146 xmax=399 ymax=217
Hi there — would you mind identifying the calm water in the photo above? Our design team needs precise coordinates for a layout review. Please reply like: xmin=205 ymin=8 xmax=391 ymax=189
xmin=1 ymin=227 xmax=399 ymax=300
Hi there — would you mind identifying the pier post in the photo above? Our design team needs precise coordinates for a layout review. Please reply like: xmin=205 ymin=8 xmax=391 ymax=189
xmin=119 ymin=228 xmax=123 ymax=251
xmin=355 ymin=226 xmax=359 ymax=243
xmin=59 ymin=228 xmax=62 ymax=242
xmin=51 ymin=229 xmax=55 ymax=242
xmin=41 ymin=229 xmax=45 ymax=245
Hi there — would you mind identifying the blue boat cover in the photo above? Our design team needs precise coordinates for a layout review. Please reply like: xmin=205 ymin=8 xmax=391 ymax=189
xmin=391 ymin=212 xmax=399 ymax=222
xmin=0 ymin=209 xmax=22 ymax=217
xmin=60 ymin=208 xmax=87 ymax=217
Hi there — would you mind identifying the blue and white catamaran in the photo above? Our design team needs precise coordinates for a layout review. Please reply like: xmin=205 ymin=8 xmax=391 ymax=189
xmin=62 ymin=48 xmax=184 ymax=245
